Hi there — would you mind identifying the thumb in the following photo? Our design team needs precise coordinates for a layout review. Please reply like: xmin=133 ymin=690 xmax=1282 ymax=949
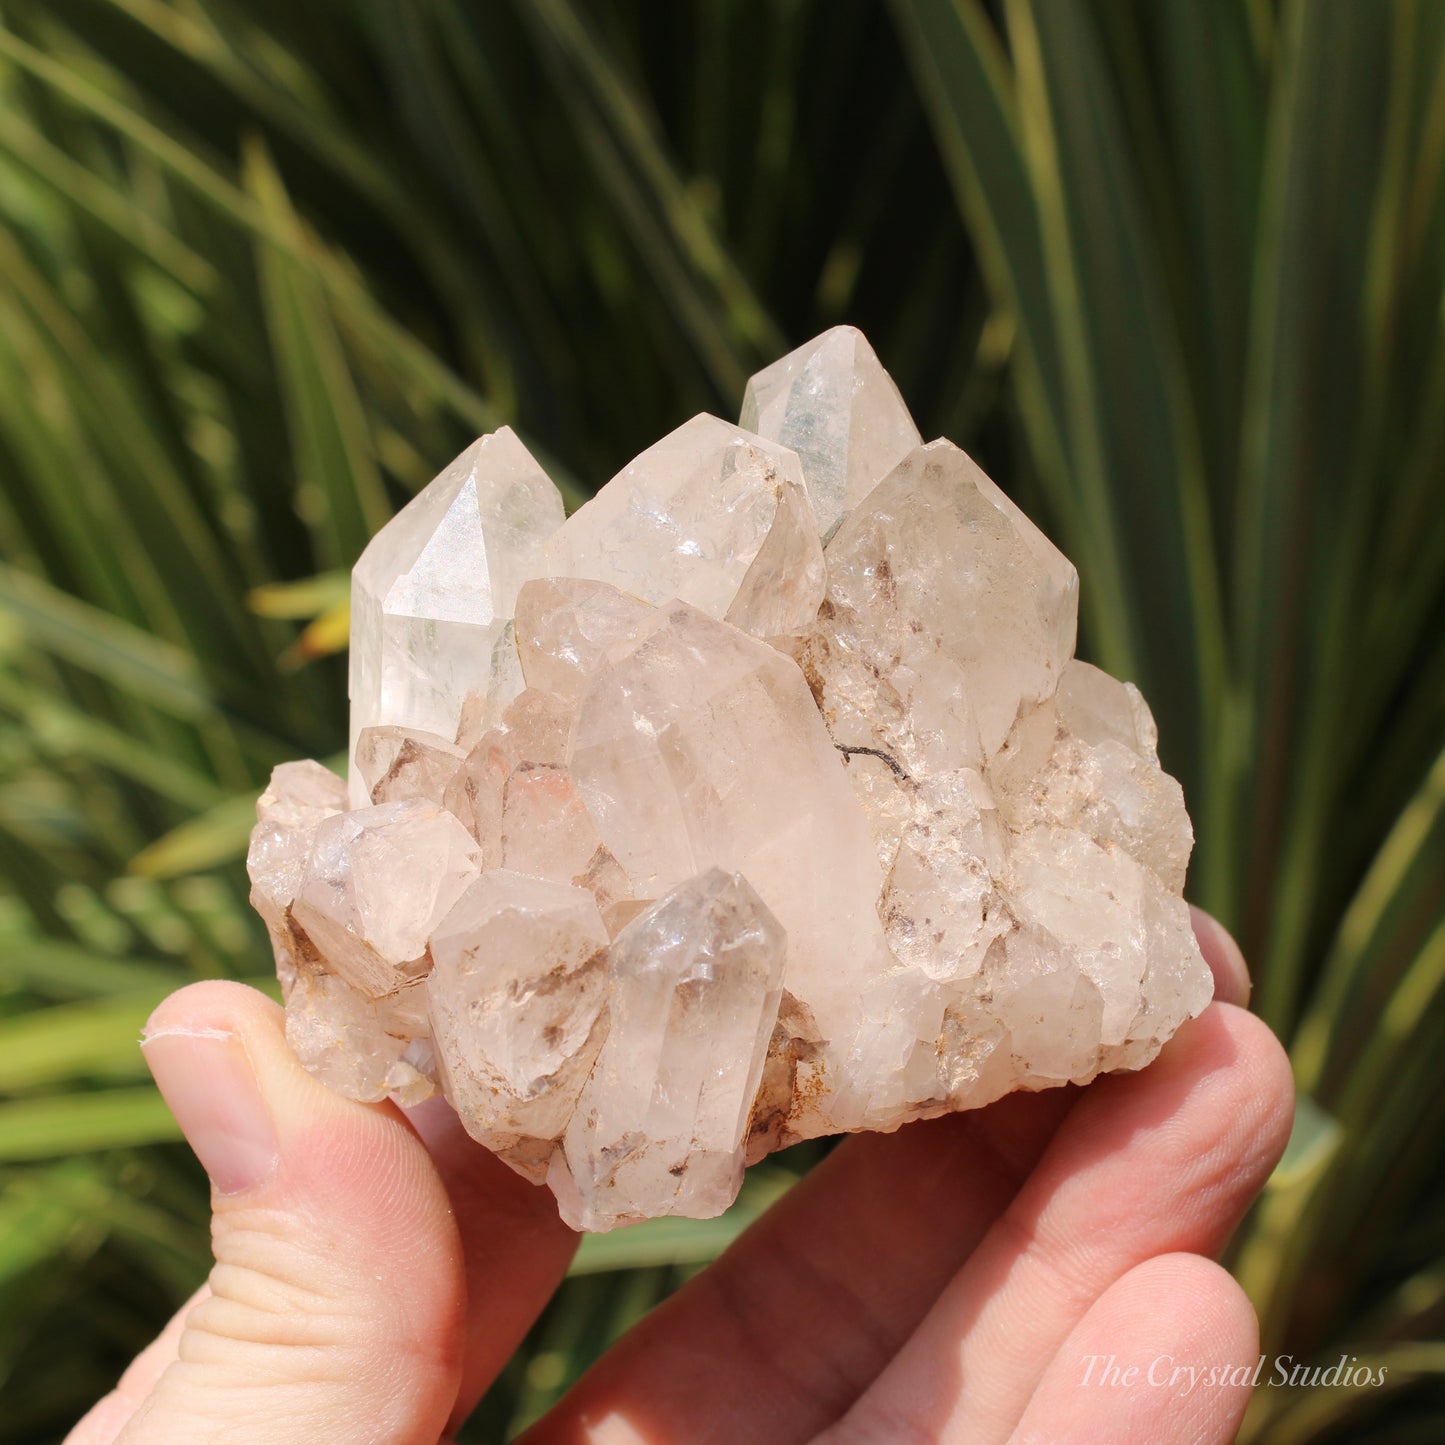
xmin=113 ymin=981 xmax=465 ymax=1445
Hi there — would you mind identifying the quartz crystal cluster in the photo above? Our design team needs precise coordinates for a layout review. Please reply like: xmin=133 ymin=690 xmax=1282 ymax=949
xmin=248 ymin=328 xmax=1212 ymax=1232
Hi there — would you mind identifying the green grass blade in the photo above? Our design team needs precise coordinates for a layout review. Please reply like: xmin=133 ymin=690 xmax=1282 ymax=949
xmin=0 ymin=563 xmax=214 ymax=719
xmin=0 ymin=1087 xmax=179 ymax=1160
xmin=888 ymin=0 xmax=1071 ymax=514
xmin=1235 ymin=0 xmax=1390 ymax=1025
xmin=1291 ymin=746 xmax=1445 ymax=1094
xmin=0 ymin=21 xmax=502 ymax=440
xmin=0 ymin=675 xmax=226 ymax=811
xmin=0 ymin=993 xmax=163 ymax=1092
xmin=0 ymin=107 xmax=216 ymax=294
xmin=0 ymin=942 xmax=179 ymax=1000
xmin=243 ymin=139 xmax=391 ymax=568
xmin=0 ymin=1163 xmax=112 ymax=1285
xmin=127 ymin=791 xmax=262 ymax=879
xmin=517 ymin=0 xmax=782 ymax=395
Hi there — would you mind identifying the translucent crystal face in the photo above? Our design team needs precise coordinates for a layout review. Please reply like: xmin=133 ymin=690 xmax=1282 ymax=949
xmin=558 ymin=868 xmax=785 ymax=1231
xmin=741 ymin=325 xmax=922 ymax=539
xmin=348 ymin=426 xmax=565 ymax=802
xmin=289 ymin=799 xmax=483 ymax=997
xmin=804 ymin=438 xmax=1080 ymax=770
xmin=252 ymin=328 xmax=1211 ymax=1233
xmin=429 ymin=871 xmax=611 ymax=1184
xmin=543 ymin=414 xmax=808 ymax=618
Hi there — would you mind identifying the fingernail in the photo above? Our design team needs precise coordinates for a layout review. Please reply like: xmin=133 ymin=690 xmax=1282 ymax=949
xmin=142 ymin=1027 xmax=279 ymax=1195
xmin=1190 ymin=906 xmax=1252 ymax=1008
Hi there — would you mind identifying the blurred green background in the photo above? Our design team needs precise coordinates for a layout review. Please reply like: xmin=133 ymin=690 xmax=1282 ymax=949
xmin=0 ymin=0 xmax=1441 ymax=1439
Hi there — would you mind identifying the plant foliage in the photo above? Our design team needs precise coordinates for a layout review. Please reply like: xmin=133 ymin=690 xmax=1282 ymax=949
xmin=0 ymin=1 xmax=1440 ymax=1439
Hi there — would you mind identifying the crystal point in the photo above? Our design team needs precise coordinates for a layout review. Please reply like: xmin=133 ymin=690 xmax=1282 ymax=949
xmin=544 ymin=415 xmax=807 ymax=620
xmin=349 ymin=427 xmax=565 ymax=800
xmin=741 ymin=326 xmax=921 ymax=538
xmin=355 ymin=725 xmax=465 ymax=805
xmin=723 ymin=478 xmax=826 ymax=644
xmin=291 ymin=800 xmax=482 ymax=998
xmin=560 ymin=868 xmax=784 ymax=1231
xmin=248 ymin=759 xmax=348 ymax=989
xmin=803 ymin=438 xmax=1079 ymax=770
xmin=286 ymin=968 xmax=436 ymax=1106
xmin=513 ymin=577 xmax=660 ymax=702
xmin=429 ymin=871 xmax=610 ymax=1182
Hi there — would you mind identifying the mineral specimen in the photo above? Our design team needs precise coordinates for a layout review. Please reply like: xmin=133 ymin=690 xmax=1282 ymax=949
xmin=249 ymin=325 xmax=1212 ymax=1232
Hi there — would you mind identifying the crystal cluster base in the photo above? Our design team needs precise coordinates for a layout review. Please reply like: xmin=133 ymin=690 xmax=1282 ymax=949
xmin=248 ymin=327 xmax=1211 ymax=1232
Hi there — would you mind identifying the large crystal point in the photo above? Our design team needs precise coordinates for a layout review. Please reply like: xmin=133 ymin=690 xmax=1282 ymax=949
xmin=803 ymin=438 xmax=1079 ymax=772
xmin=543 ymin=415 xmax=807 ymax=619
xmin=429 ymin=872 xmax=610 ymax=1183
xmin=291 ymin=800 xmax=482 ymax=997
xmin=349 ymin=427 xmax=565 ymax=801
xmin=556 ymin=868 xmax=784 ymax=1231
xmin=285 ymin=969 xmax=436 ymax=1107
xmin=569 ymin=602 xmax=892 ymax=1097
xmin=741 ymin=326 xmax=921 ymax=538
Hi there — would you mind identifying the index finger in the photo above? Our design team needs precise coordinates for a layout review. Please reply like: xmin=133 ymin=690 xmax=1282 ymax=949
xmin=1190 ymin=907 xmax=1252 ymax=1007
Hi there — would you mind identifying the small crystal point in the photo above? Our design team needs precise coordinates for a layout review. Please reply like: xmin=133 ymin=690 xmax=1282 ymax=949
xmin=543 ymin=415 xmax=807 ymax=619
xmin=559 ymin=868 xmax=785 ymax=1231
xmin=513 ymin=577 xmax=660 ymax=703
xmin=429 ymin=871 xmax=610 ymax=1182
xmin=349 ymin=427 xmax=565 ymax=801
xmin=991 ymin=660 xmax=1192 ymax=892
xmin=247 ymin=759 xmax=348 ymax=988
xmin=286 ymin=969 xmax=435 ymax=1106
xmin=723 ymin=478 xmax=826 ymax=644
xmin=741 ymin=325 xmax=921 ymax=539
xmin=291 ymin=799 xmax=482 ymax=998
xmin=444 ymin=688 xmax=581 ymax=867
xmin=248 ymin=760 xmax=348 ymax=932
xmin=879 ymin=768 xmax=1009 ymax=985
xmin=354 ymin=725 xmax=466 ymax=805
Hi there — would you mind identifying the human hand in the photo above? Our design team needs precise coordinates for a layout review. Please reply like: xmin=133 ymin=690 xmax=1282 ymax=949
xmin=67 ymin=908 xmax=1291 ymax=1445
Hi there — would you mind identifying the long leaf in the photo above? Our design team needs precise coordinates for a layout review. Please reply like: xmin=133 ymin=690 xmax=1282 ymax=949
xmin=0 ymin=1087 xmax=178 ymax=1160
xmin=244 ymin=139 xmax=391 ymax=569
xmin=0 ymin=992 xmax=163 ymax=1092
xmin=0 ymin=563 xmax=214 ymax=719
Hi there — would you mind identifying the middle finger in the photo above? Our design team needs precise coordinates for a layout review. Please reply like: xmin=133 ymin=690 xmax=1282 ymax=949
xmin=521 ymin=1087 xmax=1075 ymax=1445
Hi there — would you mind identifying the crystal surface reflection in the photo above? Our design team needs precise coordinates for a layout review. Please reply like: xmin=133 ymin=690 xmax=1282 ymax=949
xmin=249 ymin=327 xmax=1211 ymax=1230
